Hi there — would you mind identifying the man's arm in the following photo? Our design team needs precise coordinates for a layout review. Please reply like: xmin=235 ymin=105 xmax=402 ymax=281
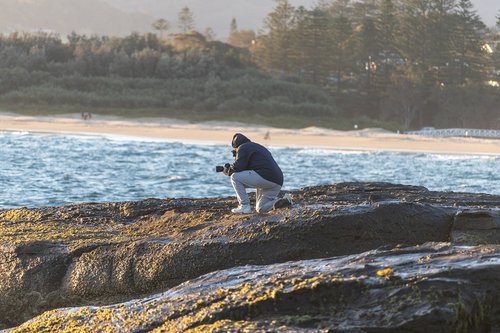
xmin=231 ymin=146 xmax=251 ymax=172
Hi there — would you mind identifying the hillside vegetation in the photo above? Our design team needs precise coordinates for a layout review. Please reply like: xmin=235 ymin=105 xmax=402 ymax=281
xmin=0 ymin=31 xmax=344 ymax=128
xmin=0 ymin=0 xmax=499 ymax=130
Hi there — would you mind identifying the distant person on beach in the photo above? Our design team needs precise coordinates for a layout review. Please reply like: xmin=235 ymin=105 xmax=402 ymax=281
xmin=81 ymin=112 xmax=92 ymax=120
xmin=222 ymin=133 xmax=293 ymax=214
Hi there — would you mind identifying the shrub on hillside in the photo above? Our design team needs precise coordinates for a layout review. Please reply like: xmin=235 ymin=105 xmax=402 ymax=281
xmin=217 ymin=97 xmax=253 ymax=114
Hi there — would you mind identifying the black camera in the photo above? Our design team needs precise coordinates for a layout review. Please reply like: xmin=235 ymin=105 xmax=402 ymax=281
xmin=215 ymin=163 xmax=230 ymax=173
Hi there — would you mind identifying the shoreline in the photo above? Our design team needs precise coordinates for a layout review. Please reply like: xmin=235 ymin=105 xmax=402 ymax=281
xmin=1 ymin=114 xmax=500 ymax=155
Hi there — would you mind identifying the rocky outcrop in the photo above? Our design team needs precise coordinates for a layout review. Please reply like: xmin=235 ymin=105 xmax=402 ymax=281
xmin=8 ymin=243 xmax=500 ymax=332
xmin=0 ymin=182 xmax=499 ymax=329
xmin=452 ymin=209 xmax=500 ymax=245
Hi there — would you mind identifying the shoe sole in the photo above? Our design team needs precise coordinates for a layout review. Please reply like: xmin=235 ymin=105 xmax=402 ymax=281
xmin=273 ymin=198 xmax=292 ymax=209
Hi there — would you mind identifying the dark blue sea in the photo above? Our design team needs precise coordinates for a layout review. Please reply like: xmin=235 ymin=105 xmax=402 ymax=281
xmin=1 ymin=131 xmax=499 ymax=208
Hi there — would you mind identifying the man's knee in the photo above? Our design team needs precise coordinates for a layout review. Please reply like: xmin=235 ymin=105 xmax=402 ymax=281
xmin=256 ymin=199 xmax=273 ymax=214
xmin=230 ymin=172 xmax=242 ymax=182
xmin=230 ymin=173 xmax=239 ymax=185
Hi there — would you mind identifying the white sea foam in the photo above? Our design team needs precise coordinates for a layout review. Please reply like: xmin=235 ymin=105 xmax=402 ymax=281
xmin=425 ymin=153 xmax=498 ymax=160
xmin=295 ymin=148 xmax=369 ymax=156
xmin=8 ymin=131 xmax=30 ymax=136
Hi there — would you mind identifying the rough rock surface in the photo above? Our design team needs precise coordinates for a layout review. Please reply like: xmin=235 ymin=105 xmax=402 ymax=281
xmin=452 ymin=209 xmax=500 ymax=245
xmin=0 ymin=182 xmax=499 ymax=330
xmin=8 ymin=243 xmax=500 ymax=332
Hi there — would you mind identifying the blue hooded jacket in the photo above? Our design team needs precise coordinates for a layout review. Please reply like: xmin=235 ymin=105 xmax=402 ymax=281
xmin=231 ymin=133 xmax=284 ymax=186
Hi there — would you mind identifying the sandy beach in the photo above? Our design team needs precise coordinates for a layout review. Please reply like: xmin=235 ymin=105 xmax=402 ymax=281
xmin=1 ymin=113 xmax=499 ymax=155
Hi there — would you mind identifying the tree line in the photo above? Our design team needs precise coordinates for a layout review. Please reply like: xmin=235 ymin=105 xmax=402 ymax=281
xmin=0 ymin=0 xmax=499 ymax=130
xmin=249 ymin=0 xmax=500 ymax=129
xmin=0 ymin=31 xmax=336 ymax=121
xmin=146 ymin=0 xmax=500 ymax=130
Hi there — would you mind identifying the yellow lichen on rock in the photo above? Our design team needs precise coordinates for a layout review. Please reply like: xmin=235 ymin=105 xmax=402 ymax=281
xmin=0 ymin=220 xmax=123 ymax=245
xmin=183 ymin=319 xmax=292 ymax=332
xmin=0 ymin=209 xmax=42 ymax=222
xmin=376 ymin=267 xmax=394 ymax=278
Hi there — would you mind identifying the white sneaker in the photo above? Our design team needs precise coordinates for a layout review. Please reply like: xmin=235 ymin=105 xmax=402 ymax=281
xmin=231 ymin=205 xmax=252 ymax=214
xmin=283 ymin=193 xmax=294 ymax=205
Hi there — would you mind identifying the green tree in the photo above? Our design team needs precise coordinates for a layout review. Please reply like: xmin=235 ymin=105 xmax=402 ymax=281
xmin=230 ymin=18 xmax=238 ymax=36
xmin=437 ymin=85 xmax=471 ymax=127
xmin=436 ymin=83 xmax=497 ymax=128
xmin=228 ymin=18 xmax=255 ymax=48
xmin=319 ymin=0 xmax=356 ymax=92
xmin=228 ymin=29 xmax=257 ymax=49
xmin=330 ymin=13 xmax=354 ymax=92
xmin=395 ymin=0 xmax=457 ymax=125
xmin=355 ymin=17 xmax=379 ymax=90
xmin=449 ymin=0 xmax=488 ymax=84
xmin=258 ymin=0 xmax=297 ymax=75
xmin=352 ymin=0 xmax=378 ymax=24
xmin=178 ymin=7 xmax=195 ymax=33
xmin=122 ymin=32 xmax=147 ymax=56
xmin=152 ymin=18 xmax=170 ymax=39
xmin=428 ymin=0 xmax=456 ymax=83
xmin=397 ymin=0 xmax=434 ymax=69
xmin=109 ymin=50 xmax=133 ymax=77
xmin=323 ymin=0 xmax=352 ymax=17
xmin=292 ymin=8 xmax=332 ymax=85
xmin=204 ymin=28 xmax=216 ymax=42
xmin=134 ymin=48 xmax=160 ymax=77
xmin=382 ymin=65 xmax=427 ymax=129
xmin=375 ymin=0 xmax=399 ymax=88
xmin=493 ymin=12 xmax=500 ymax=83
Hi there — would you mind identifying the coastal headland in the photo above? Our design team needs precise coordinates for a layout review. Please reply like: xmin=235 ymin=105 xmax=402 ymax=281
xmin=1 ymin=182 xmax=499 ymax=331
xmin=1 ymin=114 xmax=500 ymax=155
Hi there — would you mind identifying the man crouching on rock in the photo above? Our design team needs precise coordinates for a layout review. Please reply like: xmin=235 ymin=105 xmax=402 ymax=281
xmin=222 ymin=133 xmax=293 ymax=214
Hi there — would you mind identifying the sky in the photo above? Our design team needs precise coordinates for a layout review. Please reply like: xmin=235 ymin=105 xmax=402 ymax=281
xmin=471 ymin=0 xmax=500 ymax=28
xmin=0 ymin=0 xmax=498 ymax=38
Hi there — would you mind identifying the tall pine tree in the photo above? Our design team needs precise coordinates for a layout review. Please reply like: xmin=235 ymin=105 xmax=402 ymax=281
xmin=397 ymin=0 xmax=433 ymax=69
xmin=449 ymin=0 xmax=487 ymax=84
xmin=178 ymin=7 xmax=195 ymax=33
xmin=355 ymin=17 xmax=379 ymax=89
xmin=428 ymin=0 xmax=457 ymax=83
xmin=258 ymin=0 xmax=297 ymax=76
xmin=375 ymin=0 xmax=399 ymax=89
xmin=292 ymin=7 xmax=332 ymax=84
xmin=326 ymin=0 xmax=355 ymax=92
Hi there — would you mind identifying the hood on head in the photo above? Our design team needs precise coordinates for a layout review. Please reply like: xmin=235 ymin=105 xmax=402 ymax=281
xmin=232 ymin=133 xmax=251 ymax=148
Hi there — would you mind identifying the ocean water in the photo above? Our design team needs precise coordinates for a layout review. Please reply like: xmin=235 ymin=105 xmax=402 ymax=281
xmin=0 ymin=131 xmax=499 ymax=208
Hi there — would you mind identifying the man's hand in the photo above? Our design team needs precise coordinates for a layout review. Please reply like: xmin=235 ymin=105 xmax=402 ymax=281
xmin=223 ymin=163 xmax=232 ymax=176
